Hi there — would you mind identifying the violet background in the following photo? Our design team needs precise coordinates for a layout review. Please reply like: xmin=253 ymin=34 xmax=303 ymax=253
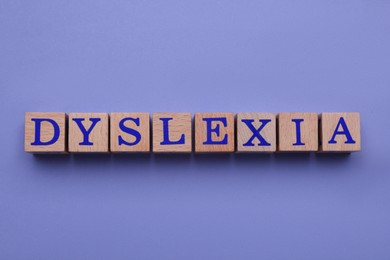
xmin=1 ymin=0 xmax=390 ymax=259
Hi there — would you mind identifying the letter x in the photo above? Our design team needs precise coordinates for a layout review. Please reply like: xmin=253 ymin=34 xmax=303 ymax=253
xmin=241 ymin=119 xmax=271 ymax=146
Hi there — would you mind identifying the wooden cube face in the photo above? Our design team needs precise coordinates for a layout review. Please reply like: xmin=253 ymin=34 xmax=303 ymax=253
xmin=110 ymin=113 xmax=150 ymax=153
xmin=25 ymin=112 xmax=67 ymax=153
xmin=320 ymin=112 xmax=361 ymax=152
xmin=237 ymin=113 xmax=276 ymax=152
xmin=152 ymin=113 xmax=192 ymax=153
xmin=278 ymin=112 xmax=318 ymax=152
xmin=68 ymin=113 xmax=109 ymax=152
xmin=195 ymin=112 xmax=235 ymax=153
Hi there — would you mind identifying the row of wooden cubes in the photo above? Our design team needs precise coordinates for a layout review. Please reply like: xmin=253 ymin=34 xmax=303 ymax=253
xmin=25 ymin=112 xmax=361 ymax=153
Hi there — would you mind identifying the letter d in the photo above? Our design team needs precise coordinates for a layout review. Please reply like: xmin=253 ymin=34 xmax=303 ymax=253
xmin=31 ymin=118 xmax=60 ymax=145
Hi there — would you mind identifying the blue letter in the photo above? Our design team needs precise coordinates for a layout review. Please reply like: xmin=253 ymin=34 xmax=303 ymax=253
xmin=203 ymin=118 xmax=228 ymax=145
xmin=160 ymin=118 xmax=185 ymax=145
xmin=292 ymin=119 xmax=305 ymax=146
xmin=118 ymin=117 xmax=142 ymax=146
xmin=31 ymin=118 xmax=60 ymax=145
xmin=242 ymin=119 xmax=271 ymax=146
xmin=72 ymin=118 xmax=101 ymax=145
xmin=329 ymin=117 xmax=356 ymax=144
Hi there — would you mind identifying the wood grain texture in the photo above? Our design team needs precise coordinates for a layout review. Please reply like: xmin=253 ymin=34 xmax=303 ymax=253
xmin=152 ymin=113 xmax=192 ymax=153
xmin=68 ymin=113 xmax=109 ymax=153
xmin=278 ymin=112 xmax=318 ymax=152
xmin=110 ymin=112 xmax=150 ymax=152
xmin=195 ymin=112 xmax=234 ymax=153
xmin=320 ymin=112 xmax=361 ymax=152
xmin=24 ymin=112 xmax=67 ymax=153
xmin=237 ymin=112 xmax=276 ymax=152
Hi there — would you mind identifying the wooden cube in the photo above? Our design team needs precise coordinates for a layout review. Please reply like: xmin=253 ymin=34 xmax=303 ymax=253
xmin=25 ymin=112 xmax=67 ymax=153
xmin=195 ymin=112 xmax=234 ymax=152
xmin=278 ymin=112 xmax=318 ymax=152
xmin=237 ymin=113 xmax=276 ymax=152
xmin=68 ymin=113 xmax=109 ymax=153
xmin=110 ymin=113 xmax=150 ymax=152
xmin=320 ymin=112 xmax=361 ymax=152
xmin=152 ymin=113 xmax=192 ymax=153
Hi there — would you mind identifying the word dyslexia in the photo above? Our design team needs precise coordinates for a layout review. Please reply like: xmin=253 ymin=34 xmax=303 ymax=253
xmin=24 ymin=112 xmax=361 ymax=153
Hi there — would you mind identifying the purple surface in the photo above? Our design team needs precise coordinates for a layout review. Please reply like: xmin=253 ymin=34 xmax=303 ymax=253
xmin=1 ymin=1 xmax=390 ymax=259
